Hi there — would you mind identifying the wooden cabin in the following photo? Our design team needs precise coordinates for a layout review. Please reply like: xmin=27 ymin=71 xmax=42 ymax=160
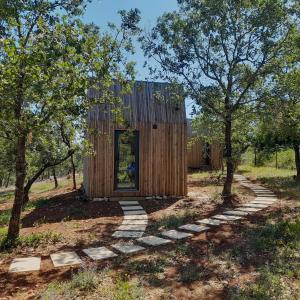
xmin=83 ymin=81 xmax=187 ymax=199
xmin=187 ymin=120 xmax=223 ymax=170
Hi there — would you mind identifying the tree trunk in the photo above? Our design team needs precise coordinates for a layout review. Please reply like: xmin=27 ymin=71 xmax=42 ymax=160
xmin=5 ymin=171 xmax=11 ymax=188
xmin=275 ymin=150 xmax=278 ymax=169
xmin=222 ymin=117 xmax=234 ymax=202
xmin=294 ymin=143 xmax=300 ymax=180
xmin=70 ymin=154 xmax=76 ymax=190
xmin=22 ymin=149 xmax=75 ymax=206
xmin=53 ymin=167 xmax=58 ymax=188
xmin=7 ymin=135 xmax=26 ymax=240
xmin=254 ymin=147 xmax=257 ymax=166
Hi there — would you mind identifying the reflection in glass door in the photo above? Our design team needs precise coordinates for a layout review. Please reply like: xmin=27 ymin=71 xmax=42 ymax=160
xmin=114 ymin=130 xmax=139 ymax=190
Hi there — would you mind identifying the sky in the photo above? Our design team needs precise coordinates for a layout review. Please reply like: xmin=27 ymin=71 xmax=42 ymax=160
xmin=83 ymin=0 xmax=195 ymax=117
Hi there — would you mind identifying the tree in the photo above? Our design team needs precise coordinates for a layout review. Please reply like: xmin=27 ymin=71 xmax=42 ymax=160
xmin=142 ymin=0 xmax=296 ymax=202
xmin=0 ymin=0 xmax=140 ymax=240
xmin=257 ymin=68 xmax=300 ymax=179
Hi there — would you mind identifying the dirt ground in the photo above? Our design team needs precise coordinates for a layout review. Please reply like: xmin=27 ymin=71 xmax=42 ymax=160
xmin=0 ymin=174 xmax=297 ymax=299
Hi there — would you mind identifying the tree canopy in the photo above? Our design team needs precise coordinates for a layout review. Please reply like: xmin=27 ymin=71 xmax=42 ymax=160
xmin=142 ymin=0 xmax=297 ymax=201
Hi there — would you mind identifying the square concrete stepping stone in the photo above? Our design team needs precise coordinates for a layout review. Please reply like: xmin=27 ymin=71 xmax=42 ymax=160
xmin=161 ymin=230 xmax=193 ymax=240
xmin=124 ymin=210 xmax=146 ymax=215
xmin=124 ymin=215 xmax=148 ymax=220
xmin=83 ymin=247 xmax=117 ymax=260
xmin=121 ymin=219 xmax=148 ymax=225
xmin=236 ymin=207 xmax=261 ymax=213
xmin=255 ymin=197 xmax=277 ymax=200
xmin=255 ymin=192 xmax=276 ymax=195
xmin=121 ymin=206 xmax=144 ymax=211
xmin=137 ymin=235 xmax=171 ymax=246
xmin=212 ymin=214 xmax=243 ymax=221
xmin=118 ymin=224 xmax=146 ymax=231
xmin=112 ymin=242 xmax=145 ymax=254
xmin=241 ymin=203 xmax=269 ymax=208
xmin=223 ymin=210 xmax=249 ymax=216
xmin=178 ymin=224 xmax=209 ymax=233
xmin=251 ymin=201 xmax=276 ymax=205
xmin=50 ymin=252 xmax=82 ymax=267
xmin=9 ymin=257 xmax=41 ymax=273
xmin=113 ymin=230 xmax=144 ymax=238
xmin=119 ymin=201 xmax=139 ymax=205
xmin=196 ymin=218 xmax=227 ymax=226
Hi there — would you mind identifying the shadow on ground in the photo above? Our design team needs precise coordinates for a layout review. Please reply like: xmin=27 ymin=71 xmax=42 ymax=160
xmin=21 ymin=192 xmax=181 ymax=228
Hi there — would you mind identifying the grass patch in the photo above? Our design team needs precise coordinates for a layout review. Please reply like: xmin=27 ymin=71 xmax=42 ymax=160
xmin=0 ymin=209 xmax=11 ymax=226
xmin=228 ymin=267 xmax=299 ymax=300
xmin=24 ymin=198 xmax=49 ymax=211
xmin=238 ymin=165 xmax=300 ymax=199
xmin=229 ymin=218 xmax=300 ymax=299
xmin=179 ymin=264 xmax=207 ymax=283
xmin=148 ymin=209 xmax=197 ymax=233
xmin=1 ymin=231 xmax=63 ymax=249
xmin=41 ymin=268 xmax=144 ymax=300
xmin=126 ymin=257 xmax=166 ymax=274
xmin=0 ymin=190 xmax=14 ymax=205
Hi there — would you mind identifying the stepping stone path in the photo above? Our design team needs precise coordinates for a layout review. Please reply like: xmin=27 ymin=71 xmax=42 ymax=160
xmin=6 ymin=175 xmax=279 ymax=273
xmin=112 ymin=200 xmax=148 ymax=238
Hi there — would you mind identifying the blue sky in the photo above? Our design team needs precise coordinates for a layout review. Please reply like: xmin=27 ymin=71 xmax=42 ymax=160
xmin=83 ymin=0 xmax=195 ymax=117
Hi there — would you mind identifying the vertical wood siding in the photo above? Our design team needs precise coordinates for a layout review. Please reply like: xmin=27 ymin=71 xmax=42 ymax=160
xmin=83 ymin=121 xmax=187 ymax=197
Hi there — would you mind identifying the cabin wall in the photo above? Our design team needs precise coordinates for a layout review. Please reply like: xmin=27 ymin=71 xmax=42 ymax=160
xmin=83 ymin=120 xmax=187 ymax=198
xmin=187 ymin=140 xmax=223 ymax=170
xmin=187 ymin=140 xmax=206 ymax=168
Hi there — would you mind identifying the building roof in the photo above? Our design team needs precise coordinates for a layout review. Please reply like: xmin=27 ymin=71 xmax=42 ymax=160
xmin=87 ymin=81 xmax=186 ymax=124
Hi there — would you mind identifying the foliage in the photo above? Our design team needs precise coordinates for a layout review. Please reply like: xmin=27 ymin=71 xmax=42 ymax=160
xmin=242 ymin=148 xmax=296 ymax=169
xmin=0 ymin=0 xmax=140 ymax=238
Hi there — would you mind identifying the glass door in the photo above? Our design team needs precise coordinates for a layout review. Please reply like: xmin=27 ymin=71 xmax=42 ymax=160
xmin=114 ymin=130 xmax=139 ymax=190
